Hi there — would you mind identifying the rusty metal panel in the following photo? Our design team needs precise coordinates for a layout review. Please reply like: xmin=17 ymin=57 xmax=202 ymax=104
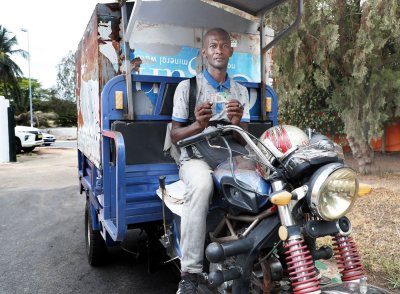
xmin=76 ymin=3 xmax=122 ymax=169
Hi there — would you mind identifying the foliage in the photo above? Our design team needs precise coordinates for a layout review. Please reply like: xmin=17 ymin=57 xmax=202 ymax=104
xmin=2 ymin=77 xmax=46 ymax=114
xmin=0 ymin=31 xmax=77 ymax=127
xmin=41 ymin=97 xmax=77 ymax=127
xmin=2 ymin=77 xmax=76 ymax=127
xmin=30 ymin=86 xmax=76 ymax=127
xmin=278 ymin=77 xmax=344 ymax=135
xmin=268 ymin=0 xmax=400 ymax=173
xmin=0 ymin=25 xmax=26 ymax=106
xmin=56 ymin=50 xmax=76 ymax=102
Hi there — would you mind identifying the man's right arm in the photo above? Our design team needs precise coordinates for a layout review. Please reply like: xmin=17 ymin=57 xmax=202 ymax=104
xmin=170 ymin=102 xmax=213 ymax=145
xmin=170 ymin=120 xmax=203 ymax=145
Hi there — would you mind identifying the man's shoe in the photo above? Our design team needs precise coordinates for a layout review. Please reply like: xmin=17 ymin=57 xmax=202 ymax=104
xmin=176 ymin=274 xmax=198 ymax=294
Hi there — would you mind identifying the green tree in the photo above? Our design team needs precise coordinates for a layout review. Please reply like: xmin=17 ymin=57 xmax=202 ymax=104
xmin=269 ymin=0 xmax=400 ymax=174
xmin=56 ymin=50 xmax=76 ymax=102
xmin=0 ymin=25 xmax=26 ymax=105
xmin=18 ymin=77 xmax=42 ymax=113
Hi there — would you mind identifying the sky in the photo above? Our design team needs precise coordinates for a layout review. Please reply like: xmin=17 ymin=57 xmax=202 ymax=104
xmin=1 ymin=0 xmax=112 ymax=89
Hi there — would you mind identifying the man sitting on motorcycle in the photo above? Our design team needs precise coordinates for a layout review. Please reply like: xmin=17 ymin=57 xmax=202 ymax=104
xmin=170 ymin=27 xmax=250 ymax=293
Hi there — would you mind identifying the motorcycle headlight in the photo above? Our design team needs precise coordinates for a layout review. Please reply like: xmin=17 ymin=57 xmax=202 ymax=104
xmin=308 ymin=163 xmax=358 ymax=221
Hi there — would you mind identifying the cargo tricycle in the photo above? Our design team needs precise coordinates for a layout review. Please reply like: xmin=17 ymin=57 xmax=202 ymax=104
xmin=76 ymin=1 xmax=388 ymax=293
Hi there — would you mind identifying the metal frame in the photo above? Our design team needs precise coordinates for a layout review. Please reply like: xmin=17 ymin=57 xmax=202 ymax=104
xmin=123 ymin=0 xmax=303 ymax=121
xmin=101 ymin=130 xmax=127 ymax=241
xmin=80 ymin=0 xmax=302 ymax=244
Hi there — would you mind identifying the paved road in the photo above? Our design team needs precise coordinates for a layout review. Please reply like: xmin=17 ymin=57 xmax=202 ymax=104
xmin=0 ymin=148 xmax=178 ymax=294
xmin=41 ymin=140 xmax=77 ymax=149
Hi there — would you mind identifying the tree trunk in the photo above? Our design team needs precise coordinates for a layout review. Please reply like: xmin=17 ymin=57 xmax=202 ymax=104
xmin=346 ymin=134 xmax=375 ymax=174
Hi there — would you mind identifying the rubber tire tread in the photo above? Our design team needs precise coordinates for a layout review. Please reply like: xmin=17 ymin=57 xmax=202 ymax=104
xmin=85 ymin=199 xmax=108 ymax=266
xmin=15 ymin=139 xmax=22 ymax=154
xmin=22 ymin=146 xmax=35 ymax=152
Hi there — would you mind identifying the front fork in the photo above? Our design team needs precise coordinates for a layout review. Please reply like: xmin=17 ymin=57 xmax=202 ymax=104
xmin=332 ymin=234 xmax=366 ymax=282
xmin=272 ymin=181 xmax=322 ymax=294
xmin=272 ymin=181 xmax=366 ymax=293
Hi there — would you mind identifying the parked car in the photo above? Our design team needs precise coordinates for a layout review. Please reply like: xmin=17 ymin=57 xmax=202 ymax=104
xmin=14 ymin=126 xmax=44 ymax=153
xmin=42 ymin=132 xmax=56 ymax=146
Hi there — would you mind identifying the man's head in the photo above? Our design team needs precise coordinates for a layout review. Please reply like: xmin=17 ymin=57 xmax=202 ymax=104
xmin=202 ymin=28 xmax=233 ymax=71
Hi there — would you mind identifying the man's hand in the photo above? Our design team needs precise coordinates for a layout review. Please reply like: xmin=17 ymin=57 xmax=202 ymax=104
xmin=195 ymin=101 xmax=213 ymax=129
xmin=226 ymin=99 xmax=244 ymax=125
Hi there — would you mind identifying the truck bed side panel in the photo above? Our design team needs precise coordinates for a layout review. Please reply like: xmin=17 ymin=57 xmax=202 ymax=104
xmin=76 ymin=3 xmax=122 ymax=169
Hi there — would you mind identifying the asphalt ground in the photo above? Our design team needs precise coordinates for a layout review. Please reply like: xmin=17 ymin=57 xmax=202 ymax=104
xmin=0 ymin=148 xmax=178 ymax=294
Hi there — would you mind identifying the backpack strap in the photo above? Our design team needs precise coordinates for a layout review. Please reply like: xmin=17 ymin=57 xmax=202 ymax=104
xmin=186 ymin=76 xmax=197 ymax=158
xmin=188 ymin=76 xmax=197 ymax=124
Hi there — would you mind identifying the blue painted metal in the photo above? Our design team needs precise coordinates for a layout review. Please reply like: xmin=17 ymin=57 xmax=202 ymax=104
xmin=77 ymin=1 xmax=280 ymax=251
xmin=81 ymin=70 xmax=278 ymax=243
xmin=102 ymin=130 xmax=127 ymax=241
xmin=78 ymin=149 xmax=103 ymax=230
xmin=173 ymin=218 xmax=182 ymax=258
xmin=101 ymin=130 xmax=127 ymax=241
xmin=153 ymin=81 xmax=168 ymax=114
xmin=101 ymin=74 xmax=186 ymax=126
xmin=89 ymin=203 xmax=99 ymax=232
xmin=101 ymin=74 xmax=276 ymax=126
xmin=266 ymin=85 xmax=279 ymax=126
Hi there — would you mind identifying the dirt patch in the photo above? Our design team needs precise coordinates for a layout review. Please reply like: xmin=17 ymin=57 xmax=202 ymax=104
xmin=338 ymin=153 xmax=400 ymax=293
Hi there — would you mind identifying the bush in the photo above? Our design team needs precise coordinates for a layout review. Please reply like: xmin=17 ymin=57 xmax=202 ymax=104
xmin=16 ymin=98 xmax=77 ymax=127
xmin=36 ymin=98 xmax=76 ymax=127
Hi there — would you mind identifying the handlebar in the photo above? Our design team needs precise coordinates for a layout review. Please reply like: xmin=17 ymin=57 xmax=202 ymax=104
xmin=176 ymin=125 xmax=284 ymax=172
xmin=177 ymin=126 xmax=221 ymax=148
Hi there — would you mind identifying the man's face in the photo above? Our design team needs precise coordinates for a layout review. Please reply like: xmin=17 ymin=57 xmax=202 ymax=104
xmin=202 ymin=32 xmax=233 ymax=71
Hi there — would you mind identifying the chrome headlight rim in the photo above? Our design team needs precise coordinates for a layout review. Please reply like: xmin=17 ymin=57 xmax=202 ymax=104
xmin=308 ymin=163 xmax=358 ymax=221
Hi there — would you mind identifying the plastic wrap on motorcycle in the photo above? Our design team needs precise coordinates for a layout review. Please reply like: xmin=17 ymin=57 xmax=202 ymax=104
xmin=321 ymin=281 xmax=390 ymax=293
xmin=213 ymin=156 xmax=271 ymax=214
xmin=283 ymin=143 xmax=343 ymax=179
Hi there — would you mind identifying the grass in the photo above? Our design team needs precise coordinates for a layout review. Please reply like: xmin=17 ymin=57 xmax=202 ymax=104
xmin=386 ymin=276 xmax=400 ymax=290
xmin=349 ymin=185 xmax=400 ymax=290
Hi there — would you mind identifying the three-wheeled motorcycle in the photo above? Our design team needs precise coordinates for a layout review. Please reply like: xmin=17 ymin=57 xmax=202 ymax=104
xmin=76 ymin=0 xmax=389 ymax=293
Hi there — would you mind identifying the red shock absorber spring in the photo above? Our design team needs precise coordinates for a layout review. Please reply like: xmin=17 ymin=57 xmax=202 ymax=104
xmin=332 ymin=234 xmax=366 ymax=281
xmin=285 ymin=238 xmax=321 ymax=294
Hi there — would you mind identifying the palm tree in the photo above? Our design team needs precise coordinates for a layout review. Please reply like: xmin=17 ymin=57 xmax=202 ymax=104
xmin=0 ymin=25 xmax=27 ymax=110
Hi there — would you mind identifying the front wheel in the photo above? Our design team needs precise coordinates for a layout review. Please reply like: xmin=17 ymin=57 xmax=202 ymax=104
xmin=85 ymin=199 xmax=108 ymax=266
xmin=15 ymin=138 xmax=22 ymax=154
xmin=22 ymin=146 xmax=35 ymax=153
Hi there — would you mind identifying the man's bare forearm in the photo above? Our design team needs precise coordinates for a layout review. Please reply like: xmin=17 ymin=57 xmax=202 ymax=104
xmin=171 ymin=121 xmax=204 ymax=145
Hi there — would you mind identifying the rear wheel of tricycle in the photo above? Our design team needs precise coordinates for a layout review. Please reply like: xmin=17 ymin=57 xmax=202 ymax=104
xmin=85 ymin=199 xmax=108 ymax=266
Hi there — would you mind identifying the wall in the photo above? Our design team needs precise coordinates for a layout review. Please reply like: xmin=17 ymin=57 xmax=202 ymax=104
xmin=40 ymin=127 xmax=77 ymax=141
xmin=0 ymin=96 xmax=10 ymax=163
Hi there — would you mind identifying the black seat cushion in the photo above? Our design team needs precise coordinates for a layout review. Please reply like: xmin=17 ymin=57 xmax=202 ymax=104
xmin=111 ymin=121 xmax=175 ymax=165
xmin=110 ymin=120 xmax=272 ymax=166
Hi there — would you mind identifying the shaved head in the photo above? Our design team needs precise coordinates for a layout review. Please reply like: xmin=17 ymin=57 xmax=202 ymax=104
xmin=203 ymin=28 xmax=231 ymax=48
